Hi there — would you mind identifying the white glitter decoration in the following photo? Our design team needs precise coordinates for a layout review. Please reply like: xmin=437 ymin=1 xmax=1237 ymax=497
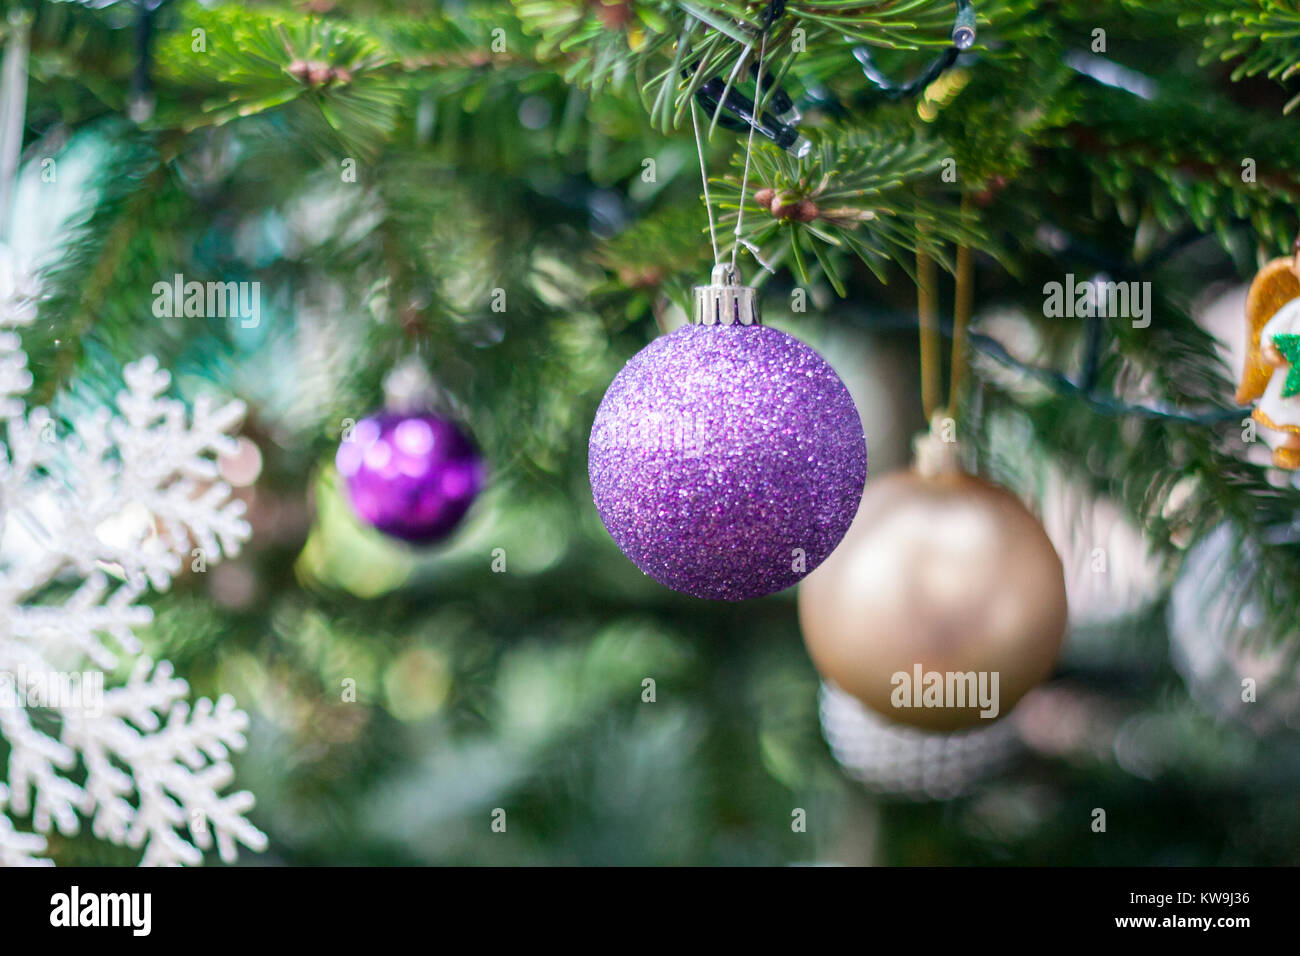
xmin=819 ymin=682 xmax=1022 ymax=801
xmin=0 ymin=246 xmax=266 ymax=865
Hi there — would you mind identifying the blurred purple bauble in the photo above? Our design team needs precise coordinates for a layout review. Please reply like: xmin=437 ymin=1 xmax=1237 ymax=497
xmin=589 ymin=324 xmax=866 ymax=600
xmin=337 ymin=412 xmax=485 ymax=543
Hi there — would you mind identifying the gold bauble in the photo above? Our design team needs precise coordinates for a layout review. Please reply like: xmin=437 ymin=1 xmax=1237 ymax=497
xmin=798 ymin=468 xmax=1067 ymax=731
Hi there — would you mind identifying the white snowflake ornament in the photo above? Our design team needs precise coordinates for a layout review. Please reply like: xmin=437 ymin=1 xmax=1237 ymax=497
xmin=0 ymin=246 xmax=266 ymax=865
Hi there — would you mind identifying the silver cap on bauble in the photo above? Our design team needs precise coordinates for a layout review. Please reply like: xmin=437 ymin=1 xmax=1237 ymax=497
xmin=692 ymin=264 xmax=761 ymax=327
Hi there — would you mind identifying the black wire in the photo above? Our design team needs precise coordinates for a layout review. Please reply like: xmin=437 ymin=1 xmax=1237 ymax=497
xmin=853 ymin=46 xmax=961 ymax=104
xmin=693 ymin=73 xmax=804 ymax=153
xmin=688 ymin=0 xmax=803 ymax=153
xmin=760 ymin=0 xmax=786 ymax=28
xmin=968 ymin=331 xmax=1241 ymax=424
xmin=835 ymin=303 xmax=1244 ymax=426
xmin=1079 ymin=311 xmax=1104 ymax=395
xmin=845 ymin=1 xmax=976 ymax=108
xmin=132 ymin=1 xmax=154 ymax=106
xmin=131 ymin=0 xmax=177 ymax=110
xmin=690 ymin=2 xmax=975 ymax=150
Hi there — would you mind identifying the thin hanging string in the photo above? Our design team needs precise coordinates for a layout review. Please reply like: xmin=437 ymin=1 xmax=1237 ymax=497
xmin=949 ymin=192 xmax=974 ymax=415
xmin=731 ymin=30 xmax=769 ymax=274
xmin=689 ymin=99 xmax=721 ymax=266
xmin=916 ymin=229 xmax=941 ymax=421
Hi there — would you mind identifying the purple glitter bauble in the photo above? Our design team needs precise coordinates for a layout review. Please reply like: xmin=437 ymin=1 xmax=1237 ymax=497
xmin=336 ymin=412 xmax=485 ymax=543
xmin=589 ymin=324 xmax=867 ymax=600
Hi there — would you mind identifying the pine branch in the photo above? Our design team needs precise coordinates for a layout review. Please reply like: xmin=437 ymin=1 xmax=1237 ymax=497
xmin=1048 ymin=82 xmax=1300 ymax=256
xmin=707 ymin=129 xmax=976 ymax=292
xmin=1180 ymin=0 xmax=1300 ymax=111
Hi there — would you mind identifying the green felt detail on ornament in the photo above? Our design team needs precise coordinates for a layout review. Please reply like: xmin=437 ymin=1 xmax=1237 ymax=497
xmin=1274 ymin=334 xmax=1300 ymax=398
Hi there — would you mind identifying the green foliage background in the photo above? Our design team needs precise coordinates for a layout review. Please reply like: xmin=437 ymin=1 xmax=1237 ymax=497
xmin=4 ymin=0 xmax=1300 ymax=864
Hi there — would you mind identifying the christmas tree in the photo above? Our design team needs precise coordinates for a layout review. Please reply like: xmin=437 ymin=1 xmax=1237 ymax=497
xmin=2 ymin=0 xmax=1299 ymax=865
